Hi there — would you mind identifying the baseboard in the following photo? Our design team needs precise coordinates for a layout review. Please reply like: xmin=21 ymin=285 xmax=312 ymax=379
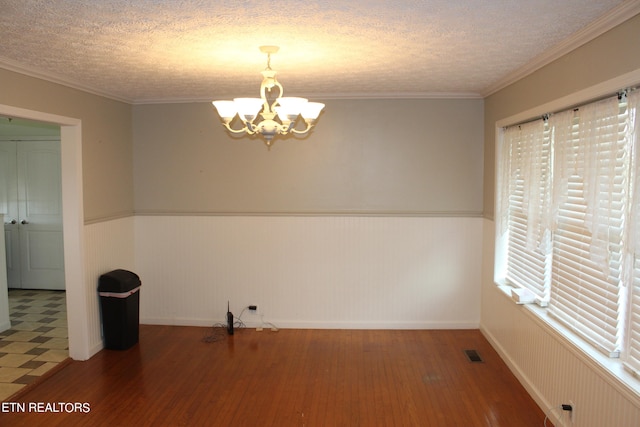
xmin=479 ymin=324 xmax=561 ymax=426
xmin=141 ymin=317 xmax=480 ymax=330
xmin=87 ymin=340 xmax=105 ymax=360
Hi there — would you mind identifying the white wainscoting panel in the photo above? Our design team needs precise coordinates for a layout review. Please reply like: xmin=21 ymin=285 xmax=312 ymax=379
xmin=134 ymin=215 xmax=482 ymax=329
xmin=84 ymin=216 xmax=135 ymax=356
xmin=481 ymin=219 xmax=640 ymax=427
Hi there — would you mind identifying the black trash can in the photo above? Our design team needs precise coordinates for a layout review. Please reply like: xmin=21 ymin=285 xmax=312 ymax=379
xmin=98 ymin=269 xmax=141 ymax=350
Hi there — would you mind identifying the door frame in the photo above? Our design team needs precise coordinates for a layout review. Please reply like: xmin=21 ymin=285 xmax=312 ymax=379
xmin=0 ymin=103 xmax=89 ymax=360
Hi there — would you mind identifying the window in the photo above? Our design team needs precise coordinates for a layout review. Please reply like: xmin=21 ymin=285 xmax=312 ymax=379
xmin=499 ymin=120 xmax=551 ymax=303
xmin=626 ymin=90 xmax=640 ymax=374
xmin=497 ymin=90 xmax=640 ymax=371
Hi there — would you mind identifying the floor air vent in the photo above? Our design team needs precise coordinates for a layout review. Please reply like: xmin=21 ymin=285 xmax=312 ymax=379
xmin=464 ymin=349 xmax=483 ymax=363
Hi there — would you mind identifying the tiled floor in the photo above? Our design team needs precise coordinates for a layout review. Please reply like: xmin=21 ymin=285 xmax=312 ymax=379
xmin=0 ymin=289 xmax=68 ymax=401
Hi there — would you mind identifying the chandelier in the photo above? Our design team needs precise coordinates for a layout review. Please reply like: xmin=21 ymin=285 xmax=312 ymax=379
xmin=212 ymin=46 xmax=325 ymax=149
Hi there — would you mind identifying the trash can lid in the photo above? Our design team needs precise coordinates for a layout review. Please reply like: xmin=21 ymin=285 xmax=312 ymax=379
xmin=98 ymin=269 xmax=141 ymax=293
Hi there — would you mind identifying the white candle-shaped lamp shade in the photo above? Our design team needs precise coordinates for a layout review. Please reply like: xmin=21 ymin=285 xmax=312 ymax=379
xmin=233 ymin=98 xmax=264 ymax=122
xmin=300 ymin=102 xmax=325 ymax=120
xmin=212 ymin=100 xmax=237 ymax=121
xmin=276 ymin=97 xmax=308 ymax=122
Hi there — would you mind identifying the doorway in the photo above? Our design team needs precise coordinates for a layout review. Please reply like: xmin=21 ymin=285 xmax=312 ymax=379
xmin=0 ymin=104 xmax=87 ymax=361
xmin=1 ymin=118 xmax=65 ymax=290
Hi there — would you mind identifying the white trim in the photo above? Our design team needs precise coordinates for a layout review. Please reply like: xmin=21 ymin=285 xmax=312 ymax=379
xmin=132 ymin=92 xmax=484 ymax=105
xmin=141 ymin=317 xmax=479 ymax=330
xmin=482 ymin=1 xmax=640 ymax=97
xmin=0 ymin=58 xmax=483 ymax=103
xmin=133 ymin=210 xmax=484 ymax=218
xmin=495 ymin=69 xmax=640 ymax=129
xmin=480 ymin=323 xmax=559 ymax=426
xmin=0 ymin=136 xmax=60 ymax=141
xmin=0 ymin=104 xmax=89 ymax=361
xmin=0 ymin=57 xmax=130 ymax=104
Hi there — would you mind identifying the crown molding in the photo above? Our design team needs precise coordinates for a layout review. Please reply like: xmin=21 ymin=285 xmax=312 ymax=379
xmin=132 ymin=91 xmax=484 ymax=105
xmin=481 ymin=1 xmax=640 ymax=97
xmin=0 ymin=52 xmax=484 ymax=105
xmin=0 ymin=56 xmax=132 ymax=104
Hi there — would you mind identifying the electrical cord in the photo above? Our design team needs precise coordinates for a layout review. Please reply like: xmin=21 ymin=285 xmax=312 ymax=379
xmin=202 ymin=307 xmax=251 ymax=343
xmin=202 ymin=323 xmax=227 ymax=343
xmin=202 ymin=306 xmax=279 ymax=342
xmin=235 ymin=308 xmax=249 ymax=328
xmin=202 ymin=319 xmax=246 ymax=343
xmin=543 ymin=405 xmax=563 ymax=427
xmin=237 ymin=306 xmax=279 ymax=331
xmin=236 ymin=308 xmax=245 ymax=320
xmin=259 ymin=320 xmax=279 ymax=331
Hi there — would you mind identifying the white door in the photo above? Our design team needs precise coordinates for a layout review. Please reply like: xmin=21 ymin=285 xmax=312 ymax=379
xmin=1 ymin=140 xmax=64 ymax=289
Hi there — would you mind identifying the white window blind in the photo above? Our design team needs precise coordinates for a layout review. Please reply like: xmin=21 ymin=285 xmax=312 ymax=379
xmin=502 ymin=120 xmax=551 ymax=302
xmin=548 ymin=97 xmax=628 ymax=357
xmin=627 ymin=254 xmax=640 ymax=372
xmin=498 ymin=91 xmax=640 ymax=362
xmin=624 ymin=90 xmax=640 ymax=373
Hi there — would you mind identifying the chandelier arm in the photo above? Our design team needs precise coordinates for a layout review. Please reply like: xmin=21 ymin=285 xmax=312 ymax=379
xmin=288 ymin=122 xmax=314 ymax=135
xmin=221 ymin=123 xmax=247 ymax=134
xmin=221 ymin=122 xmax=258 ymax=135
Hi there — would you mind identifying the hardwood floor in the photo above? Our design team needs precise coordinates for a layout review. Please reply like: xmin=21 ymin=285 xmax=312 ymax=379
xmin=0 ymin=326 xmax=550 ymax=426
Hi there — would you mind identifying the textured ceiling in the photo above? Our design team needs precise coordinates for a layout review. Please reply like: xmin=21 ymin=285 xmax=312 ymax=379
xmin=0 ymin=0 xmax=635 ymax=103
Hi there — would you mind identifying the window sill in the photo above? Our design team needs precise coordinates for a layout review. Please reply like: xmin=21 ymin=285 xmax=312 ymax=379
xmin=495 ymin=284 xmax=640 ymax=402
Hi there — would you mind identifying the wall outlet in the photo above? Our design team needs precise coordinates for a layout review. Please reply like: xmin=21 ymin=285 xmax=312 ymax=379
xmin=569 ymin=400 xmax=575 ymax=423
xmin=249 ymin=304 xmax=258 ymax=312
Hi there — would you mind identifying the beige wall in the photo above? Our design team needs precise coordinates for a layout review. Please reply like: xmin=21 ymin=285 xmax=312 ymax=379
xmin=483 ymin=12 xmax=640 ymax=220
xmin=0 ymin=69 xmax=133 ymax=222
xmin=133 ymin=98 xmax=484 ymax=215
